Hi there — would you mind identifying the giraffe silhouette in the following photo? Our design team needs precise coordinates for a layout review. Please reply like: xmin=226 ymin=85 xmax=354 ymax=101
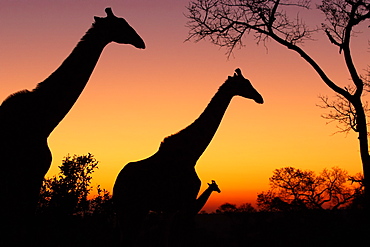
xmin=0 ymin=8 xmax=144 ymax=246
xmin=192 ymin=180 xmax=221 ymax=215
xmin=113 ymin=68 xmax=263 ymax=246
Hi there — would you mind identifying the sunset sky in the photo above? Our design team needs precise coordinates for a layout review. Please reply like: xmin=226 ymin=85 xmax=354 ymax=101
xmin=1 ymin=0 xmax=368 ymax=212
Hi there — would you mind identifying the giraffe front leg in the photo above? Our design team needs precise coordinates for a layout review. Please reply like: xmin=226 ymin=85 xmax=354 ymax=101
xmin=162 ymin=201 xmax=199 ymax=247
xmin=116 ymin=205 xmax=148 ymax=247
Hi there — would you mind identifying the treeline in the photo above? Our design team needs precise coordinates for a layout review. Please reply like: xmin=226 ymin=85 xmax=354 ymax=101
xmin=38 ymin=154 xmax=365 ymax=216
xmin=211 ymin=166 xmax=364 ymax=214
xmin=35 ymin=154 xmax=367 ymax=247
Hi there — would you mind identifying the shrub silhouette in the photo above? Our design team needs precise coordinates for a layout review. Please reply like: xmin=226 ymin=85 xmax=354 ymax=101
xmin=38 ymin=153 xmax=111 ymax=216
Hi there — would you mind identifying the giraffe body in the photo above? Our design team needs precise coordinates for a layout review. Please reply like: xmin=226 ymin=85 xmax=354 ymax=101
xmin=113 ymin=68 xmax=263 ymax=246
xmin=0 ymin=8 xmax=144 ymax=246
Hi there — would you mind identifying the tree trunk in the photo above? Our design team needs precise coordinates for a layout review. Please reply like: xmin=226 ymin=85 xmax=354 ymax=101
xmin=352 ymin=98 xmax=370 ymax=209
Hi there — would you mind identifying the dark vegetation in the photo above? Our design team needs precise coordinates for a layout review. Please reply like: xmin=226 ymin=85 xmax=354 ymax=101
xmin=36 ymin=154 xmax=116 ymax=247
xmin=34 ymin=154 xmax=367 ymax=246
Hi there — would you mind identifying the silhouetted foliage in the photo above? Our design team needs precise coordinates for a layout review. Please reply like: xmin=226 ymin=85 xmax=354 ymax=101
xmin=216 ymin=203 xmax=238 ymax=214
xmin=257 ymin=167 xmax=364 ymax=211
xmin=186 ymin=0 xmax=370 ymax=207
xmin=89 ymin=185 xmax=114 ymax=216
xmin=38 ymin=153 xmax=112 ymax=216
xmin=216 ymin=202 xmax=256 ymax=214
xmin=238 ymin=202 xmax=257 ymax=213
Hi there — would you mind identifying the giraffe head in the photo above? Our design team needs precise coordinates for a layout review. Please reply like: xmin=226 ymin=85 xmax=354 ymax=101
xmin=93 ymin=8 xmax=145 ymax=49
xmin=224 ymin=68 xmax=264 ymax=104
xmin=208 ymin=180 xmax=221 ymax=193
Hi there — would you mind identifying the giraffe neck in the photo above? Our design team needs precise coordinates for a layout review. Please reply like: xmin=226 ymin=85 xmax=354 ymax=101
xmin=193 ymin=187 xmax=214 ymax=215
xmin=32 ymin=24 xmax=110 ymax=134
xmin=159 ymin=85 xmax=234 ymax=164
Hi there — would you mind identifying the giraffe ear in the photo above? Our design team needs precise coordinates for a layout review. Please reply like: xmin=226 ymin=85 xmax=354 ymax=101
xmin=235 ymin=68 xmax=243 ymax=77
xmin=105 ymin=7 xmax=116 ymax=18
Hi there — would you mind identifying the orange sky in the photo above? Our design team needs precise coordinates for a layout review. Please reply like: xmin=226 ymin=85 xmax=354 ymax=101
xmin=0 ymin=0 xmax=368 ymax=212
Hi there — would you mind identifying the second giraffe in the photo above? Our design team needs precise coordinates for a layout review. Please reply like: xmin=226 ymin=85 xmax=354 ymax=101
xmin=113 ymin=68 xmax=263 ymax=246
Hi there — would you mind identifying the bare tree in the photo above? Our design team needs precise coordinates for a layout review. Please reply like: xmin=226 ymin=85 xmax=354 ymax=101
xmin=318 ymin=68 xmax=370 ymax=135
xmin=186 ymin=0 xmax=370 ymax=206
xmin=216 ymin=202 xmax=239 ymax=214
xmin=257 ymin=167 xmax=363 ymax=211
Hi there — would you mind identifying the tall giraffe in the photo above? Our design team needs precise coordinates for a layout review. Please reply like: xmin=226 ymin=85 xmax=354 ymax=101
xmin=0 ymin=8 xmax=144 ymax=246
xmin=113 ymin=68 xmax=263 ymax=246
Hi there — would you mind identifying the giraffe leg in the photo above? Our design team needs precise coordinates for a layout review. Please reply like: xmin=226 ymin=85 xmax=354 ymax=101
xmin=162 ymin=211 xmax=183 ymax=247
xmin=170 ymin=211 xmax=197 ymax=247
xmin=116 ymin=205 xmax=148 ymax=247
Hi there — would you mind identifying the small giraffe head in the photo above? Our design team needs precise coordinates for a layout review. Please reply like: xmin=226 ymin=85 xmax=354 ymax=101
xmin=93 ymin=8 xmax=145 ymax=49
xmin=208 ymin=180 xmax=221 ymax=193
xmin=224 ymin=68 xmax=264 ymax=104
